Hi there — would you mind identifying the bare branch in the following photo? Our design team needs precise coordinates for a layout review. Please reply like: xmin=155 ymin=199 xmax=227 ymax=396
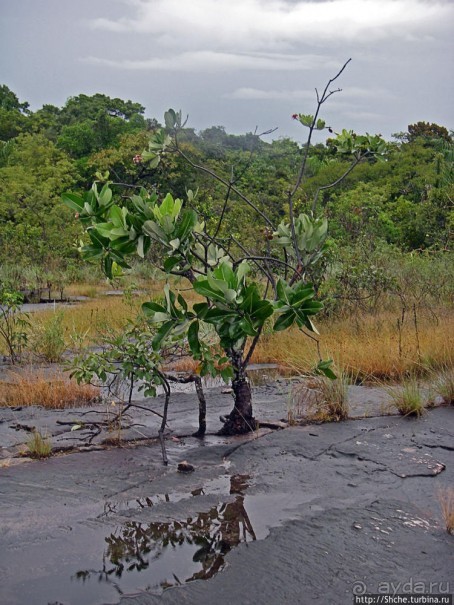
xmin=173 ymin=141 xmax=275 ymax=229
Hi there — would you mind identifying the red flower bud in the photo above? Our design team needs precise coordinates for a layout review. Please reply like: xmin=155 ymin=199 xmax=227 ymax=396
xmin=292 ymin=114 xmax=299 ymax=120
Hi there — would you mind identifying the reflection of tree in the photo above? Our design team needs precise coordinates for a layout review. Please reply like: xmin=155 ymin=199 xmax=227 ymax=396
xmin=75 ymin=475 xmax=255 ymax=590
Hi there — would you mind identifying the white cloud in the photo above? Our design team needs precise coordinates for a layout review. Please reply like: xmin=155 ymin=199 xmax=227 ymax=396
xmin=90 ymin=0 xmax=454 ymax=50
xmin=84 ymin=51 xmax=339 ymax=72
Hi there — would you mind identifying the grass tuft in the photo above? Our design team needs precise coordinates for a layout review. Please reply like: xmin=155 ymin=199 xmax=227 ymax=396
xmin=387 ymin=378 xmax=426 ymax=417
xmin=431 ymin=365 xmax=454 ymax=406
xmin=438 ymin=487 xmax=454 ymax=534
xmin=27 ymin=431 xmax=52 ymax=459
xmin=289 ymin=369 xmax=350 ymax=423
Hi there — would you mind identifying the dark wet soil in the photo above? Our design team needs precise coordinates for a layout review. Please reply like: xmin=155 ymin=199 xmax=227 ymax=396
xmin=0 ymin=381 xmax=453 ymax=605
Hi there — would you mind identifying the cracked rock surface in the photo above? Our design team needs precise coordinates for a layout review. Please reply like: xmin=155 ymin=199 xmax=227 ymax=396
xmin=0 ymin=386 xmax=453 ymax=605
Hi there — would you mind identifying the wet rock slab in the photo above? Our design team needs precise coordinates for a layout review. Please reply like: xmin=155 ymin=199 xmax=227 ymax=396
xmin=0 ymin=403 xmax=453 ymax=605
xmin=0 ymin=381 xmax=396 ymax=461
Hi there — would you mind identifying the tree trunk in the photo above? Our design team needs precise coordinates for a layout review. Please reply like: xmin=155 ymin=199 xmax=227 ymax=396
xmin=192 ymin=375 xmax=207 ymax=438
xmin=218 ymin=353 xmax=256 ymax=435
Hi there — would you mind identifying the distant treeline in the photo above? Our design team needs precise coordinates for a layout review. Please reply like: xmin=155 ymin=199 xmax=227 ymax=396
xmin=0 ymin=84 xmax=452 ymax=271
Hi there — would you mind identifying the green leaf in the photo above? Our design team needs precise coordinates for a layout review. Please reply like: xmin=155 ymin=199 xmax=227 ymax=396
xmin=94 ymin=223 xmax=115 ymax=240
xmin=142 ymin=301 xmax=167 ymax=316
xmin=103 ymin=256 xmax=113 ymax=278
xmin=193 ymin=302 xmax=209 ymax=318
xmin=161 ymin=215 xmax=175 ymax=235
xmin=239 ymin=317 xmax=257 ymax=336
xmin=62 ymin=192 xmax=84 ymax=212
xmin=193 ymin=279 xmax=227 ymax=303
xmin=152 ymin=320 xmax=175 ymax=351
xmin=315 ymin=359 xmax=337 ymax=380
xmin=137 ymin=235 xmax=145 ymax=258
xmin=163 ymin=256 xmax=182 ymax=273
xmin=239 ymin=284 xmax=260 ymax=314
xmin=109 ymin=205 xmax=125 ymax=228
xmin=164 ymin=109 xmax=177 ymax=129
xmin=273 ymin=310 xmax=295 ymax=331
xmin=143 ymin=220 xmax=167 ymax=243
xmin=175 ymin=209 xmax=197 ymax=243
xmin=220 ymin=366 xmax=234 ymax=382
xmin=99 ymin=184 xmax=113 ymax=207
xmin=213 ymin=261 xmax=236 ymax=289
xmin=88 ymin=228 xmax=110 ymax=248
xmin=81 ymin=245 xmax=104 ymax=261
xmin=250 ymin=300 xmax=274 ymax=322
xmin=187 ymin=321 xmax=201 ymax=356
xmin=276 ymin=279 xmax=291 ymax=305
xmin=204 ymin=307 xmax=237 ymax=323
xmin=299 ymin=114 xmax=314 ymax=127
xmin=234 ymin=260 xmax=248 ymax=281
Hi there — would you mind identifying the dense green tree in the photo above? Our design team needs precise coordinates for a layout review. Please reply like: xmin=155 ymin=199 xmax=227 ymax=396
xmin=0 ymin=134 xmax=79 ymax=264
xmin=407 ymin=121 xmax=451 ymax=143
xmin=0 ymin=85 xmax=31 ymax=141
xmin=55 ymin=94 xmax=147 ymax=159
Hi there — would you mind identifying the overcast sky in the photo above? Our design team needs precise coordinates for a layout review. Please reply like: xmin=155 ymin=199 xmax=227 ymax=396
xmin=1 ymin=0 xmax=453 ymax=141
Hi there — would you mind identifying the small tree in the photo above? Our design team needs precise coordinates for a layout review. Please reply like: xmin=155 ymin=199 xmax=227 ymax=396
xmin=0 ymin=288 xmax=29 ymax=364
xmin=63 ymin=60 xmax=388 ymax=434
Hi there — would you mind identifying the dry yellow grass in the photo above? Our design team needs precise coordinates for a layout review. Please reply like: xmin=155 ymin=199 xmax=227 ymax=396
xmin=32 ymin=296 xmax=145 ymax=348
xmin=31 ymin=282 xmax=202 ymax=349
xmin=25 ymin=288 xmax=454 ymax=381
xmin=438 ymin=487 xmax=454 ymax=534
xmin=65 ymin=283 xmax=109 ymax=298
xmin=252 ymin=309 xmax=454 ymax=380
xmin=0 ymin=370 xmax=100 ymax=409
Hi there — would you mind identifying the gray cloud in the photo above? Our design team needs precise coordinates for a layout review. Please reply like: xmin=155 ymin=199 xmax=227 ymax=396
xmin=84 ymin=52 xmax=340 ymax=72
xmin=90 ymin=0 xmax=453 ymax=48
xmin=1 ymin=0 xmax=453 ymax=140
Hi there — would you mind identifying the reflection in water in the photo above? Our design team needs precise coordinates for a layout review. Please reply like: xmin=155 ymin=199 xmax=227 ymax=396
xmin=74 ymin=475 xmax=253 ymax=593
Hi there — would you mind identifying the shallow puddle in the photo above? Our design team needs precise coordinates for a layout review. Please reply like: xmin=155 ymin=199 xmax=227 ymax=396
xmin=75 ymin=475 xmax=254 ymax=598
xmin=4 ymin=474 xmax=313 ymax=605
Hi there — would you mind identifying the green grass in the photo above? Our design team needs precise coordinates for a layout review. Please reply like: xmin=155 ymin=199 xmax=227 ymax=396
xmin=387 ymin=378 xmax=426 ymax=417
xmin=26 ymin=431 xmax=52 ymax=459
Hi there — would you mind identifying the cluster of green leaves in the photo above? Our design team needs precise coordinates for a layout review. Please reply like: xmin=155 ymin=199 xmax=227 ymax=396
xmin=192 ymin=262 xmax=274 ymax=348
xmin=274 ymin=214 xmax=328 ymax=269
xmin=62 ymin=182 xmax=202 ymax=277
xmin=328 ymin=129 xmax=388 ymax=159
xmin=70 ymin=321 xmax=164 ymax=399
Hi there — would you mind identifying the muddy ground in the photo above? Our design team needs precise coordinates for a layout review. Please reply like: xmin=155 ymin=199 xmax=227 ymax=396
xmin=0 ymin=381 xmax=453 ymax=605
